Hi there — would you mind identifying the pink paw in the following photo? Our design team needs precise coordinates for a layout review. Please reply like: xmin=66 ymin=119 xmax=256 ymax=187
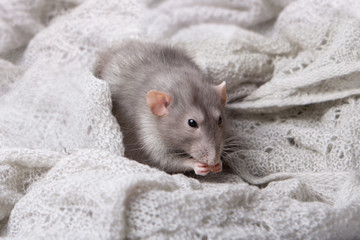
xmin=194 ymin=162 xmax=210 ymax=176
xmin=210 ymin=161 xmax=222 ymax=173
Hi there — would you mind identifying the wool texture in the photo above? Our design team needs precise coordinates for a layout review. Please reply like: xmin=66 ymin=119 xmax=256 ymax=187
xmin=0 ymin=0 xmax=360 ymax=239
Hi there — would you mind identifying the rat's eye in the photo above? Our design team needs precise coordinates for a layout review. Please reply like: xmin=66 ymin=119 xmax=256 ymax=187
xmin=218 ymin=116 xmax=222 ymax=126
xmin=188 ymin=119 xmax=198 ymax=128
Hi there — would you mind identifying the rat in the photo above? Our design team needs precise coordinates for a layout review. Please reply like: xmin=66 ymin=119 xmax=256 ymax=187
xmin=95 ymin=41 xmax=226 ymax=176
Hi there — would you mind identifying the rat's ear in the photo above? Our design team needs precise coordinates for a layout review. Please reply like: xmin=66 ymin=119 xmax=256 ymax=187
xmin=214 ymin=81 xmax=227 ymax=105
xmin=146 ymin=90 xmax=172 ymax=116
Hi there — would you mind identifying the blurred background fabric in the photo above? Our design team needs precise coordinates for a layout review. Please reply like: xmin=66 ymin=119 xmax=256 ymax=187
xmin=0 ymin=0 xmax=360 ymax=239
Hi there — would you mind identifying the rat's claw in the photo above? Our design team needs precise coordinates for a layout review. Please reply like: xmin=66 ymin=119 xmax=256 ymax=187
xmin=210 ymin=161 xmax=222 ymax=173
xmin=194 ymin=162 xmax=210 ymax=176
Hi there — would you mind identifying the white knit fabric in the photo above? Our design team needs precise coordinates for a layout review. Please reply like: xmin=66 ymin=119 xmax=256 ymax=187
xmin=1 ymin=0 xmax=360 ymax=239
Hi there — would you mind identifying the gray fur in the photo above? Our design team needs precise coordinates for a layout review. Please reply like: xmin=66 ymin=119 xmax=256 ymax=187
xmin=95 ymin=41 xmax=225 ymax=173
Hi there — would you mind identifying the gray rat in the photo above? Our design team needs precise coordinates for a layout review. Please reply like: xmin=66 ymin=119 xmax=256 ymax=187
xmin=95 ymin=41 xmax=226 ymax=176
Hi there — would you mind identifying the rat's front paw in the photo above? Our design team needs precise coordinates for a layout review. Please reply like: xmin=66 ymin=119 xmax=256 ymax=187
xmin=210 ymin=161 xmax=222 ymax=173
xmin=194 ymin=162 xmax=210 ymax=176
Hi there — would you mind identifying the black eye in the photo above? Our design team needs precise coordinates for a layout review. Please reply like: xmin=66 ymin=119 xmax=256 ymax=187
xmin=218 ymin=116 xmax=222 ymax=126
xmin=188 ymin=119 xmax=198 ymax=128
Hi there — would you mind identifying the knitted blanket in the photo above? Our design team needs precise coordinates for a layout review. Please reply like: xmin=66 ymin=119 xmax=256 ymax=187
xmin=1 ymin=0 xmax=360 ymax=239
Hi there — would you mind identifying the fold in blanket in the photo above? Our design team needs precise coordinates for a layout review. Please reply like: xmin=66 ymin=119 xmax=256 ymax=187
xmin=0 ymin=0 xmax=360 ymax=239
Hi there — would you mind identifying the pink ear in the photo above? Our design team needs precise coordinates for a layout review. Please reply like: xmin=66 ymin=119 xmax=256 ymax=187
xmin=146 ymin=90 xmax=172 ymax=116
xmin=215 ymin=81 xmax=226 ymax=105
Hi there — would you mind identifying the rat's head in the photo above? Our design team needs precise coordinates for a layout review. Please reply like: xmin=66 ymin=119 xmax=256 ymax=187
xmin=146 ymin=80 xmax=226 ymax=166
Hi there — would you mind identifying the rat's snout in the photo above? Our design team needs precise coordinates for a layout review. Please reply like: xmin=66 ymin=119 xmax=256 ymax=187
xmin=190 ymin=143 xmax=220 ymax=166
xmin=207 ymin=147 xmax=221 ymax=166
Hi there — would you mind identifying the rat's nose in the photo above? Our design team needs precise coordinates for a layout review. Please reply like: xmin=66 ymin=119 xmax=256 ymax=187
xmin=207 ymin=144 xmax=222 ymax=166
xmin=207 ymin=149 xmax=220 ymax=166
xmin=208 ymin=158 xmax=220 ymax=166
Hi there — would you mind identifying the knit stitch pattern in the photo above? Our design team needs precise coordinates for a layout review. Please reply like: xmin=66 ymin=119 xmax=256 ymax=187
xmin=0 ymin=0 xmax=359 ymax=239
